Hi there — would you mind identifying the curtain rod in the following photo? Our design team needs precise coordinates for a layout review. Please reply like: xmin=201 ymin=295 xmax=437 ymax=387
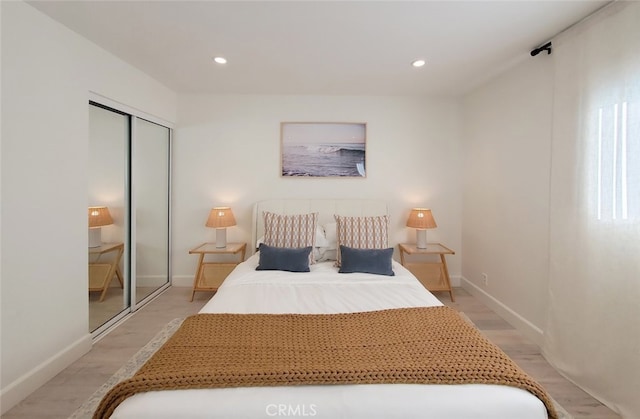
xmin=529 ymin=0 xmax=616 ymax=57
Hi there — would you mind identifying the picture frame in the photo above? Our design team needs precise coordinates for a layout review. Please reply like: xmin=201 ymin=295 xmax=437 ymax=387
xmin=281 ymin=122 xmax=366 ymax=178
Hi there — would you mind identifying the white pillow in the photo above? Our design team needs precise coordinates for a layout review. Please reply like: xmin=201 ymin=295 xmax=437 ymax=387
xmin=323 ymin=222 xmax=337 ymax=249
xmin=314 ymin=222 xmax=338 ymax=262
xmin=315 ymin=225 xmax=329 ymax=248
xmin=315 ymin=248 xmax=338 ymax=262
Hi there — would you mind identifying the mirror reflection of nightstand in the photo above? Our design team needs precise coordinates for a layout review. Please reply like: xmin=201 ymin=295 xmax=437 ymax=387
xmin=89 ymin=242 xmax=124 ymax=302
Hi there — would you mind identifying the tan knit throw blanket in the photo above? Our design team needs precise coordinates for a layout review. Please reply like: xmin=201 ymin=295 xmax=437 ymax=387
xmin=94 ymin=306 xmax=557 ymax=419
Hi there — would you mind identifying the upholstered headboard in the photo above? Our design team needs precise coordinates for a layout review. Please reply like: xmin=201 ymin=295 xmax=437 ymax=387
xmin=252 ymin=199 xmax=388 ymax=250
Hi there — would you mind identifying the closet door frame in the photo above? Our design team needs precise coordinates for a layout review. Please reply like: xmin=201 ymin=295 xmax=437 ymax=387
xmin=89 ymin=92 xmax=174 ymax=329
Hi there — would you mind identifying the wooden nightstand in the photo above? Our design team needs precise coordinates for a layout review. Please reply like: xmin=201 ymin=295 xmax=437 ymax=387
xmin=189 ymin=242 xmax=247 ymax=301
xmin=89 ymin=242 xmax=124 ymax=302
xmin=398 ymin=243 xmax=455 ymax=302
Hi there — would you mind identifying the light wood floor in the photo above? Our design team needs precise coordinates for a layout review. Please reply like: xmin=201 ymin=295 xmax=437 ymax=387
xmin=2 ymin=287 xmax=620 ymax=419
xmin=89 ymin=286 xmax=159 ymax=332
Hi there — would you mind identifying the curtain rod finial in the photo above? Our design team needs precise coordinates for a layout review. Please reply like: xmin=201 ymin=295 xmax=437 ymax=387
xmin=531 ymin=41 xmax=552 ymax=57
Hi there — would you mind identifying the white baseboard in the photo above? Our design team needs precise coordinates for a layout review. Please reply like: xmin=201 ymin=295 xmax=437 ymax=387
xmin=137 ymin=275 xmax=170 ymax=288
xmin=0 ymin=334 xmax=92 ymax=414
xmin=460 ymin=276 xmax=544 ymax=346
xmin=171 ymin=275 xmax=194 ymax=287
xmin=450 ymin=275 xmax=461 ymax=287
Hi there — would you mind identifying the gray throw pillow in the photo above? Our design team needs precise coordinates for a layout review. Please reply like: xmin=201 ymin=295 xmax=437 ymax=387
xmin=256 ymin=243 xmax=312 ymax=272
xmin=338 ymin=245 xmax=395 ymax=276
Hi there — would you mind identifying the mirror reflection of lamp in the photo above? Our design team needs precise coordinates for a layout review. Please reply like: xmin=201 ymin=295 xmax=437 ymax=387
xmin=88 ymin=206 xmax=113 ymax=248
xmin=406 ymin=208 xmax=437 ymax=249
xmin=206 ymin=207 xmax=236 ymax=248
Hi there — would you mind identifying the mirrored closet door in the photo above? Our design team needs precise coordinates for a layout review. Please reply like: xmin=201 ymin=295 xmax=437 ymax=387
xmin=88 ymin=100 xmax=172 ymax=335
xmin=132 ymin=119 xmax=171 ymax=304
xmin=88 ymin=104 xmax=129 ymax=333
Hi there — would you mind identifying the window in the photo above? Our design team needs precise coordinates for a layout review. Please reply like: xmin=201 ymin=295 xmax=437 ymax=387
xmin=590 ymin=99 xmax=639 ymax=221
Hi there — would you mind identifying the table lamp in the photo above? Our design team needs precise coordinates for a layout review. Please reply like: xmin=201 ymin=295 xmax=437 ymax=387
xmin=206 ymin=207 xmax=236 ymax=248
xmin=88 ymin=206 xmax=113 ymax=248
xmin=406 ymin=208 xmax=437 ymax=249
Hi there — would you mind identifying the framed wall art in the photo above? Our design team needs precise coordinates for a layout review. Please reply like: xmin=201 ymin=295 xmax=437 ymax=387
xmin=281 ymin=122 xmax=366 ymax=177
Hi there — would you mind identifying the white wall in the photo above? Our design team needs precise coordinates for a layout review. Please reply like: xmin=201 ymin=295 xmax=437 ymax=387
xmin=172 ymin=95 xmax=462 ymax=284
xmin=460 ymin=55 xmax=553 ymax=344
xmin=0 ymin=2 xmax=176 ymax=412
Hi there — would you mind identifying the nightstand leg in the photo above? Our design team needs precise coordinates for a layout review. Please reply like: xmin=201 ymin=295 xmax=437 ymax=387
xmin=99 ymin=286 xmax=110 ymax=302
xmin=440 ymin=254 xmax=455 ymax=302
xmin=115 ymin=266 xmax=124 ymax=288
xmin=100 ymin=265 xmax=118 ymax=302
xmin=191 ymin=254 xmax=206 ymax=302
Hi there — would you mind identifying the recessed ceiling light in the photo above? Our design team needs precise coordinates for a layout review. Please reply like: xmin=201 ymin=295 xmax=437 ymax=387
xmin=412 ymin=59 xmax=426 ymax=68
xmin=213 ymin=57 xmax=227 ymax=64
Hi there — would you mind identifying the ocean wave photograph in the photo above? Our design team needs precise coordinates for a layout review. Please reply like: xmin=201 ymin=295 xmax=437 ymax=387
xmin=281 ymin=123 xmax=366 ymax=177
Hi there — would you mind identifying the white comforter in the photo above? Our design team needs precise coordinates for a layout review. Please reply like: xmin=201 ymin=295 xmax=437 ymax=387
xmin=112 ymin=255 xmax=549 ymax=419
xmin=202 ymin=254 xmax=443 ymax=314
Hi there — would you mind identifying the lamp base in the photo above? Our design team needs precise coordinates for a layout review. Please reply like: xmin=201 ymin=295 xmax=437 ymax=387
xmin=416 ymin=229 xmax=427 ymax=249
xmin=89 ymin=228 xmax=102 ymax=248
xmin=216 ymin=228 xmax=227 ymax=248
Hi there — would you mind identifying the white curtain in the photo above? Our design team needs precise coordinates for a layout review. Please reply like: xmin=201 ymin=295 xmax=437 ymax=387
xmin=545 ymin=2 xmax=640 ymax=417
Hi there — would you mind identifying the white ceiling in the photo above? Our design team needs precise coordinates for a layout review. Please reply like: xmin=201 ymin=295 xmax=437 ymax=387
xmin=28 ymin=0 xmax=610 ymax=97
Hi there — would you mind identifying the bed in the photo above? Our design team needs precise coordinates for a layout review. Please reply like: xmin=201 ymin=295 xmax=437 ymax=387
xmin=97 ymin=199 xmax=556 ymax=419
